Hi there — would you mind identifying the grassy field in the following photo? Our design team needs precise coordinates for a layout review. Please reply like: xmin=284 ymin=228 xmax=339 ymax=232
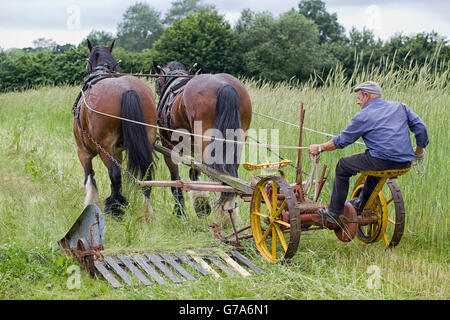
xmin=0 ymin=63 xmax=448 ymax=300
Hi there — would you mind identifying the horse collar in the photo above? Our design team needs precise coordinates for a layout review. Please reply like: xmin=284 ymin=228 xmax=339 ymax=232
xmin=72 ymin=66 xmax=120 ymax=115
xmin=84 ymin=66 xmax=111 ymax=83
xmin=157 ymin=71 xmax=191 ymax=130
xmin=160 ymin=70 xmax=190 ymax=97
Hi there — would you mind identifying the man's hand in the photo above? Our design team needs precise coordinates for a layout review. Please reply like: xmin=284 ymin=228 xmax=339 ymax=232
xmin=414 ymin=146 xmax=425 ymax=161
xmin=308 ymin=140 xmax=336 ymax=155
xmin=308 ymin=144 xmax=321 ymax=155
xmin=414 ymin=146 xmax=424 ymax=156
xmin=413 ymin=146 xmax=426 ymax=174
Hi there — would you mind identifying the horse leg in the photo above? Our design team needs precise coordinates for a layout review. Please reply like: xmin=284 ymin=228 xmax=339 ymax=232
xmin=77 ymin=147 xmax=99 ymax=207
xmin=215 ymin=192 xmax=241 ymax=229
xmin=188 ymin=168 xmax=211 ymax=218
xmin=99 ymin=151 xmax=128 ymax=216
xmin=140 ymin=185 xmax=154 ymax=222
xmin=110 ymin=148 xmax=153 ymax=221
xmin=163 ymin=154 xmax=186 ymax=217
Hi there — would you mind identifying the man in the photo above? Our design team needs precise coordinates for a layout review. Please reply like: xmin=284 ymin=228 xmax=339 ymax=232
xmin=308 ymin=81 xmax=429 ymax=223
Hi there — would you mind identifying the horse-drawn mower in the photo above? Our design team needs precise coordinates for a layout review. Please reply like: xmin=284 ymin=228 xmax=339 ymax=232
xmin=59 ymin=102 xmax=412 ymax=287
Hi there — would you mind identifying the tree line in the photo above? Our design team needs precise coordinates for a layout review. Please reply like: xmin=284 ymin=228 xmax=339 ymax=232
xmin=0 ymin=0 xmax=448 ymax=92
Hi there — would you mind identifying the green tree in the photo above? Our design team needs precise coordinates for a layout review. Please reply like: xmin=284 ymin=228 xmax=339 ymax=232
xmin=153 ymin=8 xmax=238 ymax=74
xmin=298 ymin=0 xmax=344 ymax=43
xmin=164 ymin=0 xmax=215 ymax=25
xmin=327 ymin=27 xmax=383 ymax=78
xmin=322 ymin=29 xmax=449 ymax=80
xmin=235 ymin=10 xmax=330 ymax=81
xmin=80 ymin=30 xmax=115 ymax=47
xmin=234 ymin=9 xmax=256 ymax=35
xmin=0 ymin=50 xmax=55 ymax=91
xmin=348 ymin=27 xmax=380 ymax=50
xmin=53 ymin=44 xmax=75 ymax=54
xmin=116 ymin=2 xmax=164 ymax=51
xmin=347 ymin=27 xmax=384 ymax=66
xmin=53 ymin=46 xmax=89 ymax=84
xmin=0 ymin=46 xmax=88 ymax=92
xmin=382 ymin=32 xmax=450 ymax=68
xmin=113 ymin=47 xmax=155 ymax=73
xmin=32 ymin=38 xmax=57 ymax=51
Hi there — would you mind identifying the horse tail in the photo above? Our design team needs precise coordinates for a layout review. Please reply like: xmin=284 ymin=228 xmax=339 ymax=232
xmin=120 ymin=90 xmax=154 ymax=180
xmin=212 ymin=85 xmax=242 ymax=177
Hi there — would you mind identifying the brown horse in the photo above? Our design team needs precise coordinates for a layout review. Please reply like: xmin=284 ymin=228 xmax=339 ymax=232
xmin=153 ymin=61 xmax=252 ymax=227
xmin=73 ymin=40 xmax=157 ymax=218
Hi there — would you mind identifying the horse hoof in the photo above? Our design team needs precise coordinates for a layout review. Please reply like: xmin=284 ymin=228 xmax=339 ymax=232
xmin=139 ymin=208 xmax=154 ymax=223
xmin=173 ymin=205 xmax=186 ymax=218
xmin=194 ymin=198 xmax=211 ymax=218
xmin=105 ymin=196 xmax=128 ymax=217
xmin=104 ymin=204 xmax=125 ymax=217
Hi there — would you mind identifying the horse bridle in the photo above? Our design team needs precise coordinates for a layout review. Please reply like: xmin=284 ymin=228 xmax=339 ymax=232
xmin=86 ymin=59 xmax=120 ymax=74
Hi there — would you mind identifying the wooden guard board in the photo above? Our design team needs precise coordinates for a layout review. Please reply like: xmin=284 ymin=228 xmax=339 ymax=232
xmin=93 ymin=250 xmax=264 ymax=288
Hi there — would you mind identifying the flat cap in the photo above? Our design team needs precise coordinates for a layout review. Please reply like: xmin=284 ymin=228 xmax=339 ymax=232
xmin=353 ymin=81 xmax=382 ymax=96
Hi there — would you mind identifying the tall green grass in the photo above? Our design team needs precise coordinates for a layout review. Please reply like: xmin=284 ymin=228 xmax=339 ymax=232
xmin=0 ymin=60 xmax=448 ymax=299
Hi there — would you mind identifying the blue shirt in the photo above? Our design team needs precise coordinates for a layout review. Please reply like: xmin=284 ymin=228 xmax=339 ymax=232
xmin=332 ymin=98 xmax=429 ymax=162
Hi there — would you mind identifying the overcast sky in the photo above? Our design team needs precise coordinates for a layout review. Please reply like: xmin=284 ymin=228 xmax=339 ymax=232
xmin=0 ymin=0 xmax=449 ymax=49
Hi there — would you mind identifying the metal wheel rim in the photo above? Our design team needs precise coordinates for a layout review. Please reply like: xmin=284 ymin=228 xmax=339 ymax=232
xmin=352 ymin=178 xmax=405 ymax=248
xmin=384 ymin=179 xmax=406 ymax=248
xmin=250 ymin=176 xmax=301 ymax=262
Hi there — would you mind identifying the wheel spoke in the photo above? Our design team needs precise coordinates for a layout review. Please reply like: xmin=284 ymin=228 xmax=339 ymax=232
xmin=259 ymin=186 xmax=273 ymax=214
xmin=252 ymin=211 xmax=269 ymax=219
xmin=383 ymin=234 xmax=389 ymax=247
xmin=271 ymin=181 xmax=278 ymax=215
xmin=387 ymin=217 xmax=396 ymax=225
xmin=386 ymin=197 xmax=394 ymax=205
xmin=274 ymin=219 xmax=291 ymax=228
xmin=271 ymin=227 xmax=277 ymax=259
xmin=274 ymin=199 xmax=287 ymax=219
xmin=258 ymin=224 xmax=272 ymax=244
xmin=274 ymin=224 xmax=288 ymax=252
xmin=367 ymin=225 xmax=372 ymax=237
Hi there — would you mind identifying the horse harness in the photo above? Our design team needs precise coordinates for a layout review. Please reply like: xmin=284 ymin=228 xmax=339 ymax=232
xmin=73 ymin=67 xmax=192 ymax=149
xmin=157 ymin=70 xmax=192 ymax=130
xmin=72 ymin=66 xmax=123 ymax=119
xmin=72 ymin=66 xmax=142 ymax=182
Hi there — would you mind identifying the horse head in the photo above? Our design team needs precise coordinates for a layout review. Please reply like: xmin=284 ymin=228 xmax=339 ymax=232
xmin=86 ymin=39 xmax=120 ymax=74
xmin=153 ymin=60 xmax=187 ymax=97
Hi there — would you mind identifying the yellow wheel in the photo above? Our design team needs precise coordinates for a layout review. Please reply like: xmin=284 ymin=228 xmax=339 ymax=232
xmin=352 ymin=176 xmax=406 ymax=248
xmin=250 ymin=176 xmax=301 ymax=262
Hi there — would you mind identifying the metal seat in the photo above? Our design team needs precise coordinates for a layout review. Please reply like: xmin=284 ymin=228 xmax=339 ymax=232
xmin=359 ymin=167 xmax=411 ymax=212
xmin=243 ymin=158 xmax=291 ymax=172
xmin=360 ymin=167 xmax=411 ymax=179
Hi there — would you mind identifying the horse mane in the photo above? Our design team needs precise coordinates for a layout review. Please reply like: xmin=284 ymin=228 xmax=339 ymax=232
xmin=166 ymin=61 xmax=186 ymax=72
xmin=89 ymin=46 xmax=120 ymax=72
